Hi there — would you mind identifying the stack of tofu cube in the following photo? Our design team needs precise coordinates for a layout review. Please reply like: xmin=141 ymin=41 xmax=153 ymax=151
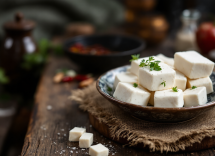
xmin=113 ymin=51 xmax=214 ymax=108
xmin=69 ymin=127 xmax=109 ymax=156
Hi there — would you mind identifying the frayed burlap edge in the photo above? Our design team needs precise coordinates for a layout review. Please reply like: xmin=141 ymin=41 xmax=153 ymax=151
xmin=69 ymin=83 xmax=215 ymax=153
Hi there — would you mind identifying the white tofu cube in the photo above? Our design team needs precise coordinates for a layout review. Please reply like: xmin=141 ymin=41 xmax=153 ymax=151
xmin=69 ymin=127 xmax=86 ymax=141
xmin=79 ymin=133 xmax=93 ymax=148
xmin=183 ymin=87 xmax=207 ymax=107
xmin=126 ymin=67 xmax=131 ymax=72
xmin=174 ymin=70 xmax=187 ymax=91
xmin=130 ymin=56 xmax=163 ymax=76
xmin=156 ymin=53 xmax=174 ymax=68
xmin=113 ymin=72 xmax=138 ymax=89
xmin=174 ymin=51 xmax=214 ymax=79
xmin=139 ymin=63 xmax=176 ymax=91
xmin=89 ymin=144 xmax=109 ymax=156
xmin=113 ymin=82 xmax=151 ymax=106
xmin=154 ymin=89 xmax=184 ymax=108
xmin=187 ymin=77 xmax=213 ymax=94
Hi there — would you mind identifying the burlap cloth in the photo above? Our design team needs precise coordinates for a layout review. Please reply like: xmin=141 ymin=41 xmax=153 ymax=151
xmin=69 ymin=83 xmax=215 ymax=153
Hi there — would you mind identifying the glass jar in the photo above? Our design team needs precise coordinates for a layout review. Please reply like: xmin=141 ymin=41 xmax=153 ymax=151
xmin=175 ymin=9 xmax=200 ymax=51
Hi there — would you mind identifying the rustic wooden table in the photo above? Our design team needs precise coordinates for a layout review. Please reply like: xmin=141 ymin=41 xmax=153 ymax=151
xmin=0 ymin=116 xmax=14 ymax=154
xmin=21 ymin=41 xmax=215 ymax=156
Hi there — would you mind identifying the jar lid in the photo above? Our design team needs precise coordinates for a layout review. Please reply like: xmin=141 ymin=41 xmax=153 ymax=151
xmin=3 ymin=12 xmax=35 ymax=31
xmin=181 ymin=9 xmax=201 ymax=21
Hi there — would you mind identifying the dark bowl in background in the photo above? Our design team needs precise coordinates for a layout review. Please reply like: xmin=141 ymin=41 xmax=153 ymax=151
xmin=63 ymin=34 xmax=145 ymax=72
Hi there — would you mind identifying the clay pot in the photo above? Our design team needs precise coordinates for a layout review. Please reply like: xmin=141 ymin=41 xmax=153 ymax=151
xmin=0 ymin=12 xmax=37 ymax=83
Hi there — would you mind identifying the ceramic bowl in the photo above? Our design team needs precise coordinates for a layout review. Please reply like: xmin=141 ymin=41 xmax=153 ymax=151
xmin=64 ymin=34 xmax=145 ymax=72
xmin=96 ymin=65 xmax=215 ymax=123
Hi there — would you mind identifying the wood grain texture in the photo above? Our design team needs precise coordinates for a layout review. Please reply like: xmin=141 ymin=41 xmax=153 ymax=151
xmin=21 ymin=55 xmax=215 ymax=156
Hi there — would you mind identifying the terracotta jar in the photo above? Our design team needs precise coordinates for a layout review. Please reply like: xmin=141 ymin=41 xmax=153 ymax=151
xmin=0 ymin=12 xmax=36 ymax=83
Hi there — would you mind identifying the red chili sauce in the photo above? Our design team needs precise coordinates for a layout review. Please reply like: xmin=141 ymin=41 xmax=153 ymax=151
xmin=69 ymin=43 xmax=112 ymax=55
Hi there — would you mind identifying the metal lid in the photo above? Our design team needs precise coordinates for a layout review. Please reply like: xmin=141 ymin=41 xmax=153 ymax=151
xmin=3 ymin=12 xmax=35 ymax=31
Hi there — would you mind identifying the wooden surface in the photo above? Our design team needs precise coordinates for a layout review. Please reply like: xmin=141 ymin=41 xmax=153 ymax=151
xmin=0 ymin=116 xmax=14 ymax=154
xmin=21 ymin=48 xmax=215 ymax=155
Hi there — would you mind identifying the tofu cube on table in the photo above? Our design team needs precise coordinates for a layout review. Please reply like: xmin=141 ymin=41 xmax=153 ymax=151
xmin=79 ymin=133 xmax=93 ymax=148
xmin=113 ymin=82 xmax=151 ymax=106
xmin=89 ymin=144 xmax=109 ymax=156
xmin=114 ymin=72 xmax=137 ymax=89
xmin=187 ymin=77 xmax=213 ymax=94
xmin=174 ymin=51 xmax=214 ymax=79
xmin=139 ymin=63 xmax=176 ymax=91
xmin=130 ymin=56 xmax=163 ymax=76
xmin=174 ymin=70 xmax=187 ymax=91
xmin=69 ymin=127 xmax=86 ymax=141
xmin=183 ymin=87 xmax=207 ymax=107
xmin=154 ymin=89 xmax=184 ymax=108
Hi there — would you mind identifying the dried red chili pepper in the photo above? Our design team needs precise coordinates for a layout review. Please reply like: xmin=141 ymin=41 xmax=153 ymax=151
xmin=62 ymin=76 xmax=74 ymax=82
xmin=74 ymin=75 xmax=89 ymax=81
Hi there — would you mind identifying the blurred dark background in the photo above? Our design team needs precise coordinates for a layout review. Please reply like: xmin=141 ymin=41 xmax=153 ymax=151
xmin=0 ymin=0 xmax=215 ymax=155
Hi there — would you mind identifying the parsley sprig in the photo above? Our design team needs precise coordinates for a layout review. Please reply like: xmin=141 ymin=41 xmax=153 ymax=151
xmin=139 ymin=56 xmax=161 ymax=71
xmin=130 ymin=54 xmax=140 ymax=62
xmin=133 ymin=83 xmax=138 ymax=88
xmin=150 ymin=62 xmax=162 ymax=71
xmin=161 ymin=80 xmax=166 ymax=87
xmin=172 ymin=86 xmax=178 ymax=92
xmin=191 ymin=86 xmax=197 ymax=90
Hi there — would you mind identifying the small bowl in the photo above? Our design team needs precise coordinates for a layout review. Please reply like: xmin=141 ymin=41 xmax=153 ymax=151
xmin=64 ymin=34 xmax=145 ymax=72
xmin=96 ymin=65 xmax=215 ymax=123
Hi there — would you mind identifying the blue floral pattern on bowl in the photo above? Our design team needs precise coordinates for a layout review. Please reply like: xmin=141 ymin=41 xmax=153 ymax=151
xmin=99 ymin=65 xmax=130 ymax=97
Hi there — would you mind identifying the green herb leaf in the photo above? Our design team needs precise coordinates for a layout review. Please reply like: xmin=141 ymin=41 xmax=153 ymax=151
xmin=38 ymin=39 xmax=50 ymax=55
xmin=172 ymin=86 xmax=178 ymax=92
xmin=139 ymin=59 xmax=147 ymax=67
xmin=139 ymin=62 xmax=146 ymax=67
xmin=133 ymin=83 xmax=138 ymax=88
xmin=21 ymin=39 xmax=49 ymax=70
xmin=149 ymin=56 xmax=155 ymax=62
xmin=130 ymin=54 xmax=140 ymax=62
xmin=138 ymin=56 xmax=162 ymax=71
xmin=150 ymin=62 xmax=155 ymax=68
xmin=107 ymin=85 xmax=112 ymax=92
xmin=153 ymin=63 xmax=162 ymax=71
xmin=21 ymin=53 xmax=47 ymax=70
xmin=191 ymin=86 xmax=197 ymax=90
xmin=161 ymin=80 xmax=166 ymax=87
xmin=0 ymin=68 xmax=9 ymax=84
